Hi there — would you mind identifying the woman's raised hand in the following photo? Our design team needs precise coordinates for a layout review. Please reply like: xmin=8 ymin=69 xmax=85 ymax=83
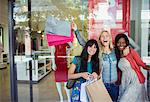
xmin=71 ymin=21 xmax=77 ymax=31
xmin=123 ymin=46 xmax=130 ymax=56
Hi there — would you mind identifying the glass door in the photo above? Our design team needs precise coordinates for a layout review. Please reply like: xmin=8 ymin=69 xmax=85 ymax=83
xmin=13 ymin=0 xmax=33 ymax=102
xmin=13 ymin=0 xmax=88 ymax=102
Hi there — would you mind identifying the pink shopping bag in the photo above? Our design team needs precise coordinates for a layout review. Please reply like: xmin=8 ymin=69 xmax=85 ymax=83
xmin=45 ymin=16 xmax=73 ymax=46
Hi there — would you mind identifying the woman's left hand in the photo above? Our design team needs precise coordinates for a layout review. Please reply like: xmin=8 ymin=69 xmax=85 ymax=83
xmin=146 ymin=65 xmax=150 ymax=71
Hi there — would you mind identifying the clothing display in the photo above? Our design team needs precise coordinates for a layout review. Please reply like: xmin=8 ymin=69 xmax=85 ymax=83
xmin=54 ymin=44 xmax=68 ymax=82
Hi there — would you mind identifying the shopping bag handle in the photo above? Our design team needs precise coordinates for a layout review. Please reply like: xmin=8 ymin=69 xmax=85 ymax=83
xmin=86 ymin=78 xmax=97 ymax=85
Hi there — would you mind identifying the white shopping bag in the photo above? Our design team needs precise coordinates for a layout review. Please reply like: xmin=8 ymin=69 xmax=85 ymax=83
xmin=80 ymin=82 xmax=89 ymax=102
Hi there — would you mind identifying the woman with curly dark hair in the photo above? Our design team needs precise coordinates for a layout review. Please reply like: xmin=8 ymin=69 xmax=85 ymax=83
xmin=115 ymin=33 xmax=150 ymax=102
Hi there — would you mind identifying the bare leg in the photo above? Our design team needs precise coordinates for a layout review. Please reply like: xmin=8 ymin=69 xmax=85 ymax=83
xmin=64 ymin=82 xmax=71 ymax=102
xmin=56 ymin=82 xmax=63 ymax=102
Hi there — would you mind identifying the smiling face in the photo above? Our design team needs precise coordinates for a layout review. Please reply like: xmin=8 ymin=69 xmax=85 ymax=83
xmin=117 ymin=37 xmax=127 ymax=51
xmin=100 ymin=31 xmax=111 ymax=47
xmin=87 ymin=44 xmax=97 ymax=56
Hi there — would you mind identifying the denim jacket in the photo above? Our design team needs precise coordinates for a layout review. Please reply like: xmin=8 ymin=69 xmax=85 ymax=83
xmin=101 ymin=50 xmax=118 ymax=83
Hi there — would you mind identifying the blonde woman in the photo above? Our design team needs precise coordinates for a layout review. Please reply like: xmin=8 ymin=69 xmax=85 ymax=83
xmin=98 ymin=30 xmax=119 ymax=102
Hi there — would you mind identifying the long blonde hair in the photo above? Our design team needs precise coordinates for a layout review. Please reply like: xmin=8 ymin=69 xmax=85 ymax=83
xmin=98 ymin=30 xmax=114 ymax=55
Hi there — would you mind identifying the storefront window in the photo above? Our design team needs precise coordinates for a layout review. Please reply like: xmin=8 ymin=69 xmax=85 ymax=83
xmin=141 ymin=0 xmax=150 ymax=57
xmin=13 ymin=0 xmax=89 ymax=55
xmin=13 ymin=1 xmax=89 ymax=101
xmin=11 ymin=0 xmax=150 ymax=101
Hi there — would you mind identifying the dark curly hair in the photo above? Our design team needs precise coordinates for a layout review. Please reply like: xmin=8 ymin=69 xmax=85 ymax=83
xmin=115 ymin=33 xmax=129 ymax=61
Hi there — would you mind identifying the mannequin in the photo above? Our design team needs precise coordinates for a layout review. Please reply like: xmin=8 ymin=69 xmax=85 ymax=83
xmin=50 ymin=43 xmax=72 ymax=102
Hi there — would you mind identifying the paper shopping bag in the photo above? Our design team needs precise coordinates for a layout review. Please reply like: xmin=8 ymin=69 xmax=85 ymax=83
xmin=45 ymin=16 xmax=71 ymax=37
xmin=86 ymin=79 xmax=112 ymax=102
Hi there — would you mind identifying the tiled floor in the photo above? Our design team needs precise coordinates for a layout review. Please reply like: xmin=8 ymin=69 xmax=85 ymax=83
xmin=0 ymin=67 xmax=68 ymax=102
xmin=0 ymin=67 xmax=10 ymax=102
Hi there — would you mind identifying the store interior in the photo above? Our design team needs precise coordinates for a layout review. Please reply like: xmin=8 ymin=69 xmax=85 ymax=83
xmin=0 ymin=0 xmax=150 ymax=102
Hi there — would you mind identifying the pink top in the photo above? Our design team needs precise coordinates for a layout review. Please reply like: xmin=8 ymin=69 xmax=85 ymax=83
xmin=125 ymin=48 xmax=147 ymax=83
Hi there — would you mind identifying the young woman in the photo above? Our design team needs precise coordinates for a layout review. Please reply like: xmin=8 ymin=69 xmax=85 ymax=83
xmin=98 ymin=30 xmax=119 ymax=101
xmin=68 ymin=39 xmax=100 ymax=102
xmin=115 ymin=33 xmax=150 ymax=102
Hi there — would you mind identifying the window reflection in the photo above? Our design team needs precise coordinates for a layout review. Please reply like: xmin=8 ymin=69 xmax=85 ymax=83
xmin=14 ymin=0 xmax=88 ymax=54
